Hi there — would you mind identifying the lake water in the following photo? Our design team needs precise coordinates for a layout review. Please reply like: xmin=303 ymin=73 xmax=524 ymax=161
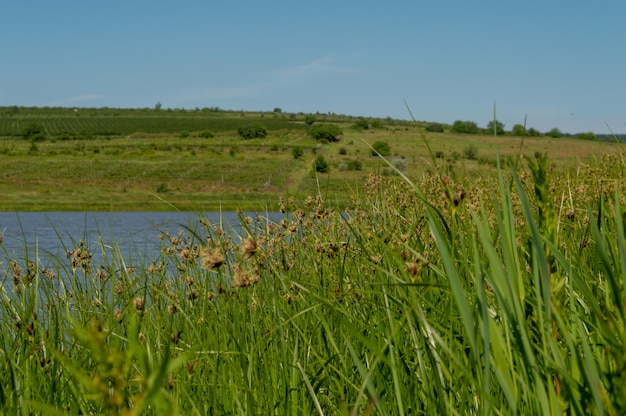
xmin=0 ymin=211 xmax=280 ymax=266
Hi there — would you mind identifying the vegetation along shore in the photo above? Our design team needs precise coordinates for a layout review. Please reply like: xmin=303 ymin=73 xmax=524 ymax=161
xmin=0 ymin=105 xmax=625 ymax=413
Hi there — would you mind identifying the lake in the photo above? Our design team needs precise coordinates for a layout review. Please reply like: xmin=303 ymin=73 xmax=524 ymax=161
xmin=0 ymin=211 xmax=281 ymax=266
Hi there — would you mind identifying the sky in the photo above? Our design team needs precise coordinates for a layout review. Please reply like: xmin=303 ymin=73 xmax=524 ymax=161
xmin=1 ymin=1 xmax=625 ymax=134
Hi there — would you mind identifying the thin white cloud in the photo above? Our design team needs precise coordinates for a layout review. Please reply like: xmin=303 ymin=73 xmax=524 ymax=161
xmin=174 ymin=55 xmax=355 ymax=104
xmin=270 ymin=56 xmax=354 ymax=85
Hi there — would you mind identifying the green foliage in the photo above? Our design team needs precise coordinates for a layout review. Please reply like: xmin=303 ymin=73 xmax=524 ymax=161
xmin=238 ymin=123 xmax=268 ymax=139
xmin=2 ymin=151 xmax=626 ymax=413
xmin=577 ymin=131 xmax=597 ymax=141
xmin=511 ymin=123 xmax=526 ymax=136
xmin=546 ymin=127 xmax=563 ymax=138
xmin=487 ymin=119 xmax=505 ymax=135
xmin=352 ymin=118 xmax=369 ymax=130
xmin=313 ymin=155 xmax=330 ymax=173
xmin=426 ymin=122 xmax=445 ymax=133
xmin=304 ymin=114 xmax=316 ymax=126
xmin=309 ymin=124 xmax=343 ymax=142
xmin=451 ymin=120 xmax=479 ymax=134
xmin=371 ymin=141 xmax=391 ymax=156
xmin=527 ymin=128 xmax=542 ymax=137
xmin=462 ymin=143 xmax=478 ymax=160
xmin=347 ymin=159 xmax=362 ymax=170
xmin=292 ymin=147 xmax=304 ymax=159
xmin=20 ymin=122 xmax=47 ymax=141
xmin=338 ymin=146 xmax=347 ymax=155
xmin=199 ymin=129 xmax=214 ymax=138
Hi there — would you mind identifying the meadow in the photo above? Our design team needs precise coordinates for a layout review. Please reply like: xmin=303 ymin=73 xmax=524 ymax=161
xmin=1 ymin=107 xmax=626 ymax=414
xmin=0 ymin=106 xmax=623 ymax=211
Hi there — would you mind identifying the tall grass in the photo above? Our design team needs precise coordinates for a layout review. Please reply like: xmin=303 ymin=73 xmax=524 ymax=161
xmin=1 ymin=149 xmax=625 ymax=414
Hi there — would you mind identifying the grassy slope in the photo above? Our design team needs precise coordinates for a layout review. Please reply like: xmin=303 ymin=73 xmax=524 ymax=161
xmin=0 ymin=107 xmax=623 ymax=211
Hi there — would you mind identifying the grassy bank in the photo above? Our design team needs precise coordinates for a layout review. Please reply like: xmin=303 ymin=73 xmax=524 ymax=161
xmin=1 ymin=118 xmax=623 ymax=211
xmin=1 ymin=147 xmax=625 ymax=413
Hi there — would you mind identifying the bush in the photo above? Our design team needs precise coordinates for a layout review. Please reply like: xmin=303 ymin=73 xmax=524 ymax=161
xmin=304 ymin=115 xmax=316 ymax=126
xmin=347 ymin=160 xmax=363 ymax=171
xmin=577 ymin=131 xmax=597 ymax=141
xmin=313 ymin=155 xmax=330 ymax=173
xmin=292 ymin=147 xmax=304 ymax=159
xmin=371 ymin=141 xmax=391 ymax=156
xmin=435 ymin=150 xmax=445 ymax=159
xmin=238 ymin=123 xmax=268 ymax=140
xmin=463 ymin=144 xmax=478 ymax=160
xmin=426 ymin=123 xmax=445 ymax=133
xmin=199 ymin=129 xmax=214 ymax=138
xmin=309 ymin=124 xmax=343 ymax=142
xmin=21 ymin=123 xmax=47 ymax=141
xmin=352 ymin=119 xmax=369 ymax=130
xmin=338 ymin=147 xmax=347 ymax=155
xmin=451 ymin=120 xmax=479 ymax=134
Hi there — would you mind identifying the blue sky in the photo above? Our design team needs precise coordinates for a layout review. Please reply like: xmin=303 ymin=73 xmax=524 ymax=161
xmin=1 ymin=1 xmax=625 ymax=133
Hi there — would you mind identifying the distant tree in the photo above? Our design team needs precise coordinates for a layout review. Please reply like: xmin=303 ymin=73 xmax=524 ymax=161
xmin=238 ymin=123 xmax=268 ymax=139
xmin=511 ymin=124 xmax=526 ymax=136
xmin=273 ymin=107 xmax=283 ymax=113
xmin=154 ymin=102 xmax=162 ymax=111
xmin=527 ymin=128 xmax=541 ymax=137
xmin=309 ymin=124 xmax=343 ymax=142
xmin=576 ymin=131 xmax=597 ymax=141
xmin=371 ymin=119 xmax=383 ymax=129
xmin=546 ymin=128 xmax=562 ymax=138
xmin=21 ymin=122 xmax=46 ymax=141
xmin=371 ymin=141 xmax=391 ymax=156
xmin=304 ymin=115 xmax=316 ymax=126
xmin=451 ymin=120 xmax=479 ymax=134
xmin=487 ymin=120 xmax=505 ymax=136
xmin=425 ymin=122 xmax=445 ymax=133
xmin=313 ymin=155 xmax=330 ymax=173
xmin=352 ymin=118 xmax=369 ymax=130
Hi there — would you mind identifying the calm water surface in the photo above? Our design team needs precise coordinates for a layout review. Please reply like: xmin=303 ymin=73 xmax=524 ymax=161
xmin=0 ymin=212 xmax=278 ymax=265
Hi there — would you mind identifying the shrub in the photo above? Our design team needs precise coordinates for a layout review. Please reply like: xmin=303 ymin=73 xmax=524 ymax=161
xmin=313 ymin=155 xmax=330 ymax=173
xmin=347 ymin=160 xmax=363 ymax=171
xmin=426 ymin=123 xmax=445 ymax=133
xmin=338 ymin=147 xmax=347 ymax=155
xmin=463 ymin=144 xmax=478 ymax=160
xmin=435 ymin=150 xmax=445 ymax=159
xmin=304 ymin=115 xmax=316 ymax=126
xmin=352 ymin=119 xmax=369 ymax=130
xmin=21 ymin=122 xmax=47 ymax=141
xmin=292 ymin=147 xmax=304 ymax=159
xmin=451 ymin=120 xmax=479 ymax=134
xmin=199 ymin=129 xmax=214 ymax=138
xmin=577 ymin=131 xmax=597 ymax=141
xmin=238 ymin=123 xmax=268 ymax=139
xmin=309 ymin=124 xmax=343 ymax=142
xmin=546 ymin=128 xmax=562 ymax=138
xmin=371 ymin=141 xmax=391 ymax=156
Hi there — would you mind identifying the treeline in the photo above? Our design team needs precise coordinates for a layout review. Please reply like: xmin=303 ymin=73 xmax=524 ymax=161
xmin=425 ymin=120 xmax=602 ymax=141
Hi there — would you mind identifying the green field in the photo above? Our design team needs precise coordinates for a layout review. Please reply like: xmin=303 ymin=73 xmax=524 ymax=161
xmin=1 ymin=107 xmax=626 ymax=413
xmin=0 ymin=106 xmax=623 ymax=211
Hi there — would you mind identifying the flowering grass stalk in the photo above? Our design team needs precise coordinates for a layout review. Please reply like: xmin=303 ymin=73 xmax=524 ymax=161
xmin=0 ymin=149 xmax=625 ymax=414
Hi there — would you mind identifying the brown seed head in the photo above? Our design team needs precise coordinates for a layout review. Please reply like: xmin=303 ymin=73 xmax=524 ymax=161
xmin=201 ymin=248 xmax=225 ymax=270
xmin=241 ymin=238 xmax=257 ymax=259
